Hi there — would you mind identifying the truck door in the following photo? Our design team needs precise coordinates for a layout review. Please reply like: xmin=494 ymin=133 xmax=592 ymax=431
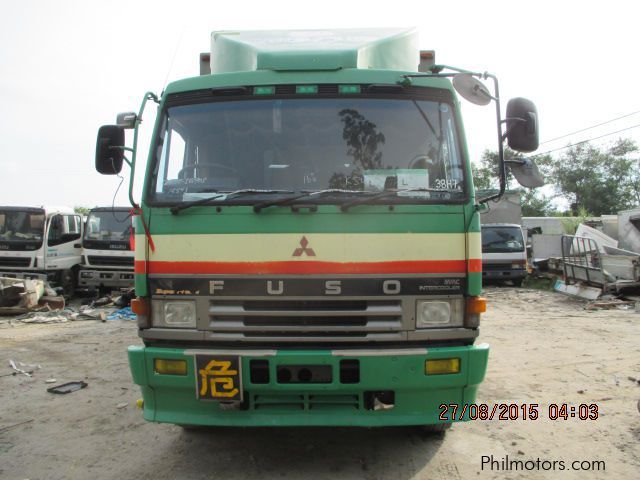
xmin=44 ymin=214 xmax=82 ymax=271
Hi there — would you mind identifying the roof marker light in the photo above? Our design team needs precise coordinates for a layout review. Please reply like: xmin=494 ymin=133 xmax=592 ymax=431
xmin=339 ymin=85 xmax=361 ymax=94
xmin=254 ymin=86 xmax=275 ymax=95
xmin=296 ymin=85 xmax=318 ymax=94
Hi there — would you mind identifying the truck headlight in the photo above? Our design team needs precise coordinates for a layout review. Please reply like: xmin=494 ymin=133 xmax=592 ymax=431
xmin=415 ymin=299 xmax=464 ymax=328
xmin=152 ymin=300 xmax=196 ymax=328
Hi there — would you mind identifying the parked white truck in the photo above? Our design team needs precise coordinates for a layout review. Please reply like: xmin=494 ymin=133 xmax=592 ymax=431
xmin=78 ymin=207 xmax=134 ymax=292
xmin=481 ymin=223 xmax=527 ymax=286
xmin=0 ymin=206 xmax=83 ymax=295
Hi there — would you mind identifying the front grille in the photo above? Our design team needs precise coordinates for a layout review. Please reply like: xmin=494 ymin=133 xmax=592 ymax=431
xmin=87 ymin=256 xmax=134 ymax=267
xmin=207 ymin=298 xmax=403 ymax=342
xmin=482 ymin=263 xmax=512 ymax=271
xmin=0 ymin=257 xmax=31 ymax=267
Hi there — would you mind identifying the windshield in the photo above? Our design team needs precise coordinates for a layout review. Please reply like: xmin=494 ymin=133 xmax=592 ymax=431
xmin=84 ymin=211 xmax=132 ymax=242
xmin=0 ymin=209 xmax=45 ymax=247
xmin=481 ymin=226 xmax=525 ymax=253
xmin=150 ymin=96 xmax=465 ymax=204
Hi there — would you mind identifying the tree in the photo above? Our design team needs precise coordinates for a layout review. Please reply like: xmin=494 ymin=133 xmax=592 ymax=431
xmin=549 ymin=138 xmax=639 ymax=215
xmin=520 ymin=188 xmax=555 ymax=216
xmin=74 ymin=206 xmax=90 ymax=216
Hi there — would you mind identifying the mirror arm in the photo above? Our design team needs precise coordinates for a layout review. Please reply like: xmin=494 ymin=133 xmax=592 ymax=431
xmin=108 ymin=146 xmax=133 ymax=167
xmin=128 ymin=91 xmax=158 ymax=208
xmin=478 ymin=73 xmax=506 ymax=205
xmin=504 ymin=159 xmax=526 ymax=166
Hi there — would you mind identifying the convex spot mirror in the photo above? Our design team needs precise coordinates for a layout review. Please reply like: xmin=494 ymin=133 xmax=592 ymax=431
xmin=116 ymin=111 xmax=137 ymax=129
xmin=452 ymin=73 xmax=493 ymax=106
xmin=506 ymin=158 xmax=545 ymax=188
xmin=506 ymin=98 xmax=539 ymax=153
xmin=95 ymin=125 xmax=125 ymax=175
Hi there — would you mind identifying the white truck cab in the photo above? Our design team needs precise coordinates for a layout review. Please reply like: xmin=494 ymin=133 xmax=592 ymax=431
xmin=0 ymin=206 xmax=83 ymax=294
xmin=78 ymin=207 xmax=134 ymax=291
xmin=481 ymin=223 xmax=527 ymax=286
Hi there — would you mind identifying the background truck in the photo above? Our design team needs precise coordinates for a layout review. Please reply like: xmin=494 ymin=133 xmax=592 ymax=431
xmin=0 ymin=205 xmax=82 ymax=295
xmin=95 ymin=28 xmax=541 ymax=429
xmin=481 ymin=223 xmax=527 ymax=286
xmin=78 ymin=207 xmax=134 ymax=292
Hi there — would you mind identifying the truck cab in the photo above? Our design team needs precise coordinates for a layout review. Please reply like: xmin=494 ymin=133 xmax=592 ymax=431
xmin=95 ymin=28 xmax=541 ymax=429
xmin=78 ymin=207 xmax=135 ymax=292
xmin=481 ymin=223 xmax=527 ymax=286
xmin=0 ymin=206 xmax=82 ymax=294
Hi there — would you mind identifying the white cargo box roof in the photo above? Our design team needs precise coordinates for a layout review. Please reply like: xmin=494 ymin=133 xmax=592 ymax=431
xmin=209 ymin=27 xmax=419 ymax=74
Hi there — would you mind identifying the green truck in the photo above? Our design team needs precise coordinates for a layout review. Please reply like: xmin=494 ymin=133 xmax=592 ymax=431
xmin=95 ymin=28 xmax=541 ymax=428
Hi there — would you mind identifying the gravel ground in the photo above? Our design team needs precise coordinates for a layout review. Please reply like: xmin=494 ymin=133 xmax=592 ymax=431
xmin=0 ymin=287 xmax=639 ymax=479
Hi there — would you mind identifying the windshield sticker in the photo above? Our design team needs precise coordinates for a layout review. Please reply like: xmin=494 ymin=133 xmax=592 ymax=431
xmin=364 ymin=169 xmax=428 ymax=191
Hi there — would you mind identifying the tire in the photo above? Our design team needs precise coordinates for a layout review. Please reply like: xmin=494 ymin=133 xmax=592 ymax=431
xmin=178 ymin=424 xmax=209 ymax=432
xmin=512 ymin=278 xmax=524 ymax=287
xmin=60 ymin=269 xmax=76 ymax=298
xmin=420 ymin=423 xmax=452 ymax=434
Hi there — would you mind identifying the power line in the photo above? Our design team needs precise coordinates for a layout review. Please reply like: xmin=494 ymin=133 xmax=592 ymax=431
xmin=530 ymin=123 xmax=640 ymax=158
xmin=539 ymin=110 xmax=640 ymax=145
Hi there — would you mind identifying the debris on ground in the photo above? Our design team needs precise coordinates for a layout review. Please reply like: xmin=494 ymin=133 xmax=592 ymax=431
xmin=585 ymin=299 xmax=636 ymax=310
xmin=46 ymin=381 xmax=88 ymax=394
xmin=91 ymin=296 xmax=113 ymax=308
xmin=1 ymin=290 xmax=136 ymax=325
xmin=106 ymin=307 xmax=136 ymax=321
xmin=0 ymin=277 xmax=65 ymax=315
xmin=9 ymin=359 xmax=41 ymax=377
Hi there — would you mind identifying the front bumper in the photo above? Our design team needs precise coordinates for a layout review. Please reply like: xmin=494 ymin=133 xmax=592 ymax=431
xmin=0 ymin=270 xmax=49 ymax=282
xmin=482 ymin=267 xmax=526 ymax=281
xmin=128 ymin=344 xmax=489 ymax=427
xmin=77 ymin=268 xmax=134 ymax=288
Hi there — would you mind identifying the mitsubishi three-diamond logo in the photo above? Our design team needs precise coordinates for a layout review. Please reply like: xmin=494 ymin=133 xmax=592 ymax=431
xmin=292 ymin=236 xmax=316 ymax=257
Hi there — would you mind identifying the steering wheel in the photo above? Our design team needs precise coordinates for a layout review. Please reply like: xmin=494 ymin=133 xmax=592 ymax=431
xmin=178 ymin=163 xmax=238 ymax=179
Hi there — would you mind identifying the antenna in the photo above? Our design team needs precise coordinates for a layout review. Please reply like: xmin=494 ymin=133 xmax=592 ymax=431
xmin=162 ymin=25 xmax=186 ymax=89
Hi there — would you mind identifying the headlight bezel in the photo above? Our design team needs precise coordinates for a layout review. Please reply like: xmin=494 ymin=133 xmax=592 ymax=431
xmin=415 ymin=298 xmax=464 ymax=329
xmin=151 ymin=299 xmax=197 ymax=328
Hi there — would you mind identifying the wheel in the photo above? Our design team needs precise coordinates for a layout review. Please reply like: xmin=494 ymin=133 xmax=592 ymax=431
xmin=60 ymin=269 xmax=75 ymax=298
xmin=178 ymin=424 xmax=209 ymax=432
xmin=512 ymin=278 xmax=524 ymax=287
xmin=420 ymin=423 xmax=452 ymax=434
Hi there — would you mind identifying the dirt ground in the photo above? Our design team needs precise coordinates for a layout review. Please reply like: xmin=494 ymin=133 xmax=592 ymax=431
xmin=0 ymin=287 xmax=638 ymax=480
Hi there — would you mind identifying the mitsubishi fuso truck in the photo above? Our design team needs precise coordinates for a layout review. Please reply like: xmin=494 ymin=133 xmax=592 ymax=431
xmin=78 ymin=207 xmax=135 ymax=291
xmin=0 ymin=205 xmax=82 ymax=295
xmin=94 ymin=28 xmax=542 ymax=429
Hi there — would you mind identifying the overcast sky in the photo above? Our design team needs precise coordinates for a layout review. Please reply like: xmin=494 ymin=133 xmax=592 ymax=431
xmin=1 ymin=0 xmax=638 ymax=208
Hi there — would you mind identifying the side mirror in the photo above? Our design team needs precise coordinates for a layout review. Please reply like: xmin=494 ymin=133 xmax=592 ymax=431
xmin=452 ymin=73 xmax=493 ymax=106
xmin=116 ymin=112 xmax=137 ymax=129
xmin=95 ymin=125 xmax=125 ymax=175
xmin=505 ymin=158 xmax=545 ymax=188
xmin=505 ymin=98 xmax=539 ymax=153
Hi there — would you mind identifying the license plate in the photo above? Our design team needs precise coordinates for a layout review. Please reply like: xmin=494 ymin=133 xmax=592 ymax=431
xmin=195 ymin=355 xmax=243 ymax=402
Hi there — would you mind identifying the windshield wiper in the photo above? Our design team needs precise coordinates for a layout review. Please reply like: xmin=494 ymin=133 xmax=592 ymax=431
xmin=253 ymin=189 xmax=367 ymax=213
xmin=170 ymin=189 xmax=293 ymax=215
xmin=340 ymin=188 xmax=460 ymax=212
